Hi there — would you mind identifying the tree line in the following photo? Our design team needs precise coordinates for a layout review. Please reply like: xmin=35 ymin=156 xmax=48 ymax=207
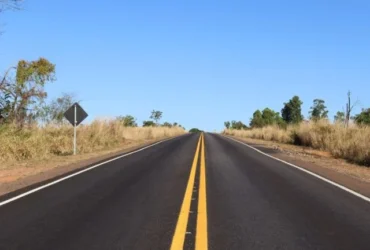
xmin=0 ymin=58 xmax=183 ymax=129
xmin=116 ymin=110 xmax=185 ymax=129
xmin=224 ymin=93 xmax=370 ymax=130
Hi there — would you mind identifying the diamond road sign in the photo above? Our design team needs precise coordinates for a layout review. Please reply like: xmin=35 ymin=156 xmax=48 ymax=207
xmin=64 ymin=102 xmax=88 ymax=126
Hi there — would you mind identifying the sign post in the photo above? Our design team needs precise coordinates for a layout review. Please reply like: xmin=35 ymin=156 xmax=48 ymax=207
xmin=64 ymin=103 xmax=88 ymax=155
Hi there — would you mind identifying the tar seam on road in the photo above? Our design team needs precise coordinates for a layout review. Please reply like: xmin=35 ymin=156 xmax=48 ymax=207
xmin=196 ymin=133 xmax=208 ymax=250
xmin=223 ymin=135 xmax=370 ymax=203
xmin=0 ymin=136 xmax=181 ymax=208
xmin=170 ymin=134 xmax=202 ymax=250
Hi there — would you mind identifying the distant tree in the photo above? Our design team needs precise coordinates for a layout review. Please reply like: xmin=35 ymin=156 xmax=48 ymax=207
xmin=281 ymin=96 xmax=303 ymax=124
xmin=35 ymin=93 xmax=77 ymax=125
xmin=162 ymin=122 xmax=172 ymax=128
xmin=0 ymin=58 xmax=56 ymax=127
xmin=344 ymin=91 xmax=359 ymax=128
xmin=250 ymin=108 xmax=285 ymax=128
xmin=354 ymin=108 xmax=370 ymax=125
xmin=224 ymin=121 xmax=230 ymax=129
xmin=142 ymin=120 xmax=156 ymax=127
xmin=116 ymin=115 xmax=137 ymax=127
xmin=150 ymin=110 xmax=162 ymax=125
xmin=189 ymin=128 xmax=202 ymax=133
xmin=334 ymin=111 xmax=345 ymax=124
xmin=173 ymin=122 xmax=178 ymax=127
xmin=309 ymin=99 xmax=328 ymax=121
xmin=230 ymin=120 xmax=247 ymax=130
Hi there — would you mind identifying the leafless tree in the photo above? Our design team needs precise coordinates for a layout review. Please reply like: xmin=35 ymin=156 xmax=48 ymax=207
xmin=345 ymin=91 xmax=360 ymax=128
xmin=0 ymin=0 xmax=23 ymax=12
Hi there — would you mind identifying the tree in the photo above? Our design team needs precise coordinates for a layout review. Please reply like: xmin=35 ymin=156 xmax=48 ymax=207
xmin=0 ymin=91 xmax=10 ymax=122
xmin=189 ymin=128 xmax=202 ymax=133
xmin=309 ymin=99 xmax=328 ymax=121
xmin=0 ymin=0 xmax=23 ymax=34
xmin=230 ymin=120 xmax=247 ymax=130
xmin=281 ymin=96 xmax=303 ymax=124
xmin=224 ymin=121 xmax=230 ymax=129
xmin=250 ymin=108 xmax=285 ymax=128
xmin=0 ymin=0 xmax=23 ymax=12
xmin=117 ymin=115 xmax=137 ymax=127
xmin=0 ymin=58 xmax=56 ymax=127
xmin=162 ymin=122 xmax=172 ymax=128
xmin=354 ymin=108 xmax=370 ymax=125
xmin=142 ymin=120 xmax=155 ymax=127
xmin=334 ymin=111 xmax=345 ymax=124
xmin=150 ymin=110 xmax=162 ymax=125
xmin=344 ymin=91 xmax=359 ymax=128
xmin=35 ymin=93 xmax=77 ymax=125
xmin=250 ymin=110 xmax=264 ymax=128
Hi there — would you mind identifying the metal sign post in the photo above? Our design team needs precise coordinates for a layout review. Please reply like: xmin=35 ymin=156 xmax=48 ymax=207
xmin=74 ymin=104 xmax=77 ymax=155
xmin=64 ymin=102 xmax=88 ymax=155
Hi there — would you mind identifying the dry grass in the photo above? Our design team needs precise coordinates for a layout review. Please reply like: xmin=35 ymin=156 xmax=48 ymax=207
xmin=0 ymin=119 xmax=186 ymax=164
xmin=224 ymin=121 xmax=370 ymax=166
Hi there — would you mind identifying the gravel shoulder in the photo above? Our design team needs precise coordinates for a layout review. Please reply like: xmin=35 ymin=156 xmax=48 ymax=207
xmin=226 ymin=135 xmax=370 ymax=198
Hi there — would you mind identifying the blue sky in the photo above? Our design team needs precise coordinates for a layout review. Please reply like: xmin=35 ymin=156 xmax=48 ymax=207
xmin=1 ymin=0 xmax=370 ymax=131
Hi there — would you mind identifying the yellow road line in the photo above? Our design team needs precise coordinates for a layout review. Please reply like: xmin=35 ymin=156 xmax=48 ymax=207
xmin=170 ymin=135 xmax=202 ymax=250
xmin=196 ymin=133 xmax=208 ymax=250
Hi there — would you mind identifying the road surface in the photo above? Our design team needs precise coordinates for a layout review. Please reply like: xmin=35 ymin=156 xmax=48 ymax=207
xmin=0 ymin=133 xmax=369 ymax=249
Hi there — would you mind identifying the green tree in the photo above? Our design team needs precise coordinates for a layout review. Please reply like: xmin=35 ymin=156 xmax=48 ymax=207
xmin=354 ymin=108 xmax=370 ymax=125
xmin=334 ymin=111 xmax=345 ymax=124
xmin=150 ymin=110 xmax=162 ymax=125
xmin=250 ymin=110 xmax=264 ymax=128
xmin=224 ymin=121 xmax=230 ymax=129
xmin=117 ymin=115 xmax=137 ymax=127
xmin=143 ymin=120 xmax=156 ymax=127
xmin=189 ymin=128 xmax=202 ymax=133
xmin=281 ymin=96 xmax=303 ymax=124
xmin=0 ymin=58 xmax=56 ymax=127
xmin=162 ymin=122 xmax=172 ymax=128
xmin=250 ymin=108 xmax=285 ymax=128
xmin=309 ymin=99 xmax=328 ymax=121
xmin=230 ymin=120 xmax=247 ymax=130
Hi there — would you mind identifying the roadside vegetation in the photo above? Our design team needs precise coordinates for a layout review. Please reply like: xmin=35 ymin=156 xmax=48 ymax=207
xmin=223 ymin=93 xmax=370 ymax=166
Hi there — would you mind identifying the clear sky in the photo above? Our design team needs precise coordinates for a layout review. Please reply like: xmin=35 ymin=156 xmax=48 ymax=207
xmin=1 ymin=0 xmax=369 ymax=131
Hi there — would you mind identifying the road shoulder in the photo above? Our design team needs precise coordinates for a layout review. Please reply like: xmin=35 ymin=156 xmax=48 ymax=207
xmin=223 ymin=135 xmax=370 ymax=199
xmin=0 ymin=136 xmax=178 ymax=198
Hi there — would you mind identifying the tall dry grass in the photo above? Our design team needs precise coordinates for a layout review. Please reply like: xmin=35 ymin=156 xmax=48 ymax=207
xmin=0 ymin=119 xmax=186 ymax=163
xmin=224 ymin=121 xmax=370 ymax=166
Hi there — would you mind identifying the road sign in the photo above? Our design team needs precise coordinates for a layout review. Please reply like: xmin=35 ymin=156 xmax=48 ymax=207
xmin=64 ymin=102 xmax=88 ymax=126
xmin=64 ymin=103 xmax=88 ymax=155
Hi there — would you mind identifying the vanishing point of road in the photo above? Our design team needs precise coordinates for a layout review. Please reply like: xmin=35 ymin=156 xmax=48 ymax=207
xmin=0 ymin=133 xmax=369 ymax=249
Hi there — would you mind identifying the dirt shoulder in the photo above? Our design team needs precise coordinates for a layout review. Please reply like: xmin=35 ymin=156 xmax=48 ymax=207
xmin=0 ymin=137 xmax=175 ymax=197
xmin=226 ymin=135 xmax=370 ymax=198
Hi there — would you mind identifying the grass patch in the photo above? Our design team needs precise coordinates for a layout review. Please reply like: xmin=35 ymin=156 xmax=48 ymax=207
xmin=223 ymin=120 xmax=370 ymax=166
xmin=0 ymin=119 xmax=186 ymax=164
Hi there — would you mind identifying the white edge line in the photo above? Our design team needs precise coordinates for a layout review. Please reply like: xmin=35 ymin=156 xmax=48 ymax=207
xmin=0 ymin=135 xmax=184 ymax=207
xmin=221 ymin=134 xmax=370 ymax=203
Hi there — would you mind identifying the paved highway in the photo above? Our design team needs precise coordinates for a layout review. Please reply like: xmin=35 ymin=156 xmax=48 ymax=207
xmin=0 ymin=133 xmax=369 ymax=249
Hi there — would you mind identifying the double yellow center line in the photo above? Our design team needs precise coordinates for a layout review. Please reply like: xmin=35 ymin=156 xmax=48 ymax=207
xmin=170 ymin=133 xmax=208 ymax=250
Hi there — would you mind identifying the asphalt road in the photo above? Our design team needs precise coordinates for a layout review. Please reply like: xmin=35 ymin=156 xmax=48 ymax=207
xmin=0 ymin=133 xmax=369 ymax=250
